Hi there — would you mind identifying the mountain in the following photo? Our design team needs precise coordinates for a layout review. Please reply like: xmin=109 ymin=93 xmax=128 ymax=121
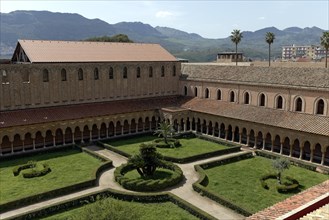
xmin=1 ymin=10 xmax=327 ymax=61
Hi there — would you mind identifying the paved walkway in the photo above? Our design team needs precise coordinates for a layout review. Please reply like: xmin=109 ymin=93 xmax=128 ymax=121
xmin=0 ymin=146 xmax=245 ymax=220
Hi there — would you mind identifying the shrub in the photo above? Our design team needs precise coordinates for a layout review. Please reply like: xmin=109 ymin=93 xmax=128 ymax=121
xmin=22 ymin=163 xmax=51 ymax=178
xmin=259 ymin=173 xmax=277 ymax=190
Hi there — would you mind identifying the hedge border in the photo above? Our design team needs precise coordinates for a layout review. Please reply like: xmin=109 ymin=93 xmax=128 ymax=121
xmin=114 ymin=161 xmax=184 ymax=192
xmin=0 ymin=145 xmax=113 ymax=214
xmin=11 ymin=188 xmax=217 ymax=220
xmin=192 ymin=152 xmax=254 ymax=217
xmin=255 ymin=150 xmax=329 ymax=174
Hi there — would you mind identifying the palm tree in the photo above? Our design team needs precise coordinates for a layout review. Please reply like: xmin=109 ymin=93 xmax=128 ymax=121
xmin=265 ymin=32 xmax=275 ymax=67
xmin=154 ymin=121 xmax=174 ymax=144
xmin=320 ymin=31 xmax=329 ymax=68
xmin=230 ymin=29 xmax=243 ymax=66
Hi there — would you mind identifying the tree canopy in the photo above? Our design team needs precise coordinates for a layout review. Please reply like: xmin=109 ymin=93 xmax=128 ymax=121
xmin=85 ymin=34 xmax=133 ymax=43
xmin=265 ymin=32 xmax=275 ymax=66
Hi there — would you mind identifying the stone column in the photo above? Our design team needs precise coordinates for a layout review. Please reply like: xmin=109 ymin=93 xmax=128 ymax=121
xmin=114 ymin=126 xmax=117 ymax=136
xmin=225 ymin=130 xmax=228 ymax=140
xmin=271 ymin=139 xmax=274 ymax=152
xmin=106 ymin=127 xmax=109 ymax=138
xmin=310 ymin=148 xmax=314 ymax=162
xmin=121 ymin=126 xmax=124 ymax=135
xmin=321 ymin=151 xmax=325 ymax=165
xmin=262 ymin=138 xmax=265 ymax=150
xmin=11 ymin=142 xmax=14 ymax=153
xmin=299 ymin=147 xmax=303 ymax=159
xmin=89 ymin=130 xmax=92 ymax=142
xmin=135 ymin=124 xmax=138 ymax=133
xmin=53 ymin=136 xmax=56 ymax=147
xmin=189 ymin=121 xmax=192 ymax=131
xmin=239 ymin=133 xmax=242 ymax=144
xmin=206 ymin=125 xmax=209 ymax=135
xmin=72 ymin=133 xmax=75 ymax=144
xmin=289 ymin=144 xmax=293 ymax=157
xmin=212 ymin=127 xmax=215 ymax=137
xmin=128 ymin=124 xmax=131 ymax=134
xmin=63 ymin=134 xmax=66 ymax=145
xmin=280 ymin=142 xmax=283 ymax=154
xmin=43 ymin=137 xmax=46 ymax=147
xmin=184 ymin=122 xmax=187 ymax=132
xmin=246 ymin=135 xmax=250 ymax=146
xmin=22 ymin=140 xmax=25 ymax=152
xmin=33 ymin=139 xmax=36 ymax=150
xmin=142 ymin=123 xmax=145 ymax=132
xmin=254 ymin=136 xmax=257 ymax=149
xmin=98 ymin=129 xmax=101 ymax=140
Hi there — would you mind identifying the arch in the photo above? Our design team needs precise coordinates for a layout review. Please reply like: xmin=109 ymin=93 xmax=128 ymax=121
xmin=123 ymin=67 xmax=128 ymax=79
xmin=137 ymin=118 xmax=143 ymax=132
xmin=220 ymin=123 xmax=225 ymax=139
xmin=100 ymin=123 xmax=107 ymax=138
xmin=233 ymin=126 xmax=239 ymax=142
xmin=109 ymin=67 xmax=114 ymax=79
xmin=151 ymin=116 xmax=157 ymax=130
xmin=244 ymin=91 xmax=250 ymax=104
xmin=241 ymin=128 xmax=248 ymax=145
xmin=276 ymin=95 xmax=284 ymax=109
xmin=294 ymin=96 xmax=303 ymax=112
xmin=35 ymin=131 xmax=44 ymax=149
xmin=43 ymin=68 xmax=49 ymax=82
xmin=217 ymin=89 xmax=222 ymax=100
xmin=116 ymin=121 xmax=122 ymax=135
xmin=45 ymin=130 xmax=53 ymax=147
xmin=94 ymin=68 xmax=99 ymax=80
xmin=205 ymin=88 xmax=210 ymax=98
xmin=136 ymin=67 xmax=141 ymax=78
xmin=61 ymin=68 xmax=67 ymax=81
xmin=108 ymin=121 xmax=115 ymax=136
xmin=74 ymin=126 xmax=82 ymax=144
xmin=172 ymin=65 xmax=176 ymax=76
xmin=202 ymin=119 xmax=207 ymax=134
xmin=273 ymin=135 xmax=281 ymax=153
xmin=229 ymin=91 xmax=235 ymax=102
xmin=282 ymin=137 xmax=290 ymax=156
xmin=264 ymin=133 xmax=272 ymax=151
xmin=315 ymin=98 xmax=325 ymax=115
xmin=313 ymin=143 xmax=322 ymax=164
xmin=194 ymin=87 xmax=198 ymax=97
xmin=83 ymin=125 xmax=90 ymax=142
xmin=227 ymin=125 xmax=233 ymax=141
xmin=256 ymin=131 xmax=263 ymax=149
xmin=302 ymin=141 xmax=311 ymax=161
xmin=144 ymin=117 xmax=150 ymax=131
xmin=55 ymin=128 xmax=63 ymax=145
xmin=123 ymin=120 xmax=130 ymax=134
xmin=78 ymin=68 xmax=83 ymax=80
xmin=24 ymin=133 xmax=33 ymax=151
xmin=65 ymin=127 xmax=73 ymax=144
xmin=13 ymin=134 xmax=22 ymax=152
xmin=259 ymin=93 xmax=266 ymax=107
xmin=292 ymin=139 xmax=300 ymax=158
xmin=149 ymin=66 xmax=153 ymax=77
xmin=183 ymin=86 xmax=188 ymax=96
xmin=161 ymin=66 xmax=165 ymax=77
xmin=131 ymin=119 xmax=137 ymax=133
xmin=92 ymin=124 xmax=98 ymax=140
xmin=249 ymin=130 xmax=255 ymax=147
xmin=1 ymin=136 xmax=11 ymax=154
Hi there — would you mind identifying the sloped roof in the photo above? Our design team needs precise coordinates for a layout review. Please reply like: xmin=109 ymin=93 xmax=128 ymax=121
xmin=12 ymin=39 xmax=177 ymax=63
xmin=181 ymin=63 xmax=329 ymax=90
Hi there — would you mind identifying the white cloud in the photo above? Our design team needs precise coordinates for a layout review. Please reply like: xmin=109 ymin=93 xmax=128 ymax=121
xmin=156 ymin=11 xmax=174 ymax=18
xmin=258 ymin=16 xmax=266 ymax=20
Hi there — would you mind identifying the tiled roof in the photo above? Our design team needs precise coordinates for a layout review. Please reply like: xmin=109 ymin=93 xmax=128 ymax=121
xmin=13 ymin=39 xmax=177 ymax=63
xmin=181 ymin=63 xmax=329 ymax=90
xmin=0 ymin=96 xmax=186 ymax=128
xmin=180 ymin=98 xmax=329 ymax=137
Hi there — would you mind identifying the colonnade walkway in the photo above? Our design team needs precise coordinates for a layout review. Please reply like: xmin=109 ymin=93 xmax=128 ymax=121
xmin=0 ymin=145 xmax=245 ymax=220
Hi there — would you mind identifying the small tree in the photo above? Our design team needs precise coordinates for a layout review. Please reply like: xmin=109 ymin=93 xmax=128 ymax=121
xmin=128 ymin=143 xmax=162 ymax=177
xmin=320 ymin=31 xmax=329 ymax=68
xmin=154 ymin=121 xmax=174 ymax=144
xmin=272 ymin=158 xmax=290 ymax=184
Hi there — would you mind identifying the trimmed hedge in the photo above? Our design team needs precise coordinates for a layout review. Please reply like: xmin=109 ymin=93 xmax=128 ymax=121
xmin=12 ymin=188 xmax=217 ymax=220
xmin=192 ymin=152 xmax=254 ymax=217
xmin=115 ymin=161 xmax=184 ymax=192
xmin=276 ymin=176 xmax=300 ymax=193
xmin=22 ymin=163 xmax=51 ymax=178
xmin=259 ymin=173 xmax=277 ymax=190
xmin=0 ymin=147 xmax=113 ymax=213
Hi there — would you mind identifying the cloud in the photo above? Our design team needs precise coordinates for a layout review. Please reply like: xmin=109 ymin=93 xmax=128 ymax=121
xmin=156 ymin=11 xmax=174 ymax=18
xmin=258 ymin=16 xmax=266 ymax=20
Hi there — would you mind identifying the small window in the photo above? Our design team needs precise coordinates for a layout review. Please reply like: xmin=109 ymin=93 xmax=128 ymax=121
xmin=61 ymin=68 xmax=67 ymax=81
xmin=94 ymin=68 xmax=99 ymax=80
xmin=217 ymin=89 xmax=222 ymax=100
xmin=173 ymin=65 xmax=176 ymax=76
xmin=316 ymin=99 xmax=324 ymax=115
xmin=123 ymin=67 xmax=127 ymax=79
xmin=244 ymin=92 xmax=250 ymax=104
xmin=149 ymin=66 xmax=153 ymax=78
xmin=276 ymin=96 xmax=283 ymax=109
xmin=137 ymin=67 xmax=141 ymax=78
xmin=295 ymin=97 xmax=303 ymax=112
xmin=1 ymin=70 xmax=9 ymax=84
xmin=230 ymin=91 xmax=235 ymax=102
xmin=109 ymin=67 xmax=114 ymax=79
xmin=43 ymin=69 xmax=49 ymax=82
xmin=259 ymin=93 xmax=265 ymax=106
xmin=78 ymin=68 xmax=83 ymax=80
xmin=194 ymin=87 xmax=198 ymax=97
xmin=205 ymin=88 xmax=210 ymax=98
xmin=161 ymin=66 xmax=165 ymax=77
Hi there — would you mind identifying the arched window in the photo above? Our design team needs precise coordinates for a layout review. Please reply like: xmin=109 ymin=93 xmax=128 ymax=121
xmin=205 ymin=88 xmax=210 ymax=98
xmin=43 ymin=69 xmax=49 ymax=82
xmin=173 ymin=65 xmax=176 ymax=76
xmin=149 ymin=66 xmax=153 ymax=78
xmin=295 ymin=97 xmax=303 ymax=112
xmin=109 ymin=67 xmax=114 ymax=79
xmin=217 ymin=89 xmax=222 ymax=100
xmin=230 ymin=91 xmax=235 ymax=102
xmin=94 ymin=68 xmax=99 ymax=80
xmin=194 ymin=87 xmax=198 ymax=97
xmin=61 ymin=68 xmax=67 ymax=81
xmin=184 ymin=86 xmax=187 ymax=96
xmin=244 ymin=92 xmax=250 ymax=104
xmin=259 ymin=93 xmax=265 ymax=106
xmin=161 ymin=66 xmax=165 ymax=77
xmin=276 ymin=96 xmax=283 ymax=109
xmin=316 ymin=99 xmax=324 ymax=115
xmin=136 ymin=67 xmax=141 ymax=78
xmin=123 ymin=67 xmax=128 ymax=79
xmin=78 ymin=68 xmax=83 ymax=80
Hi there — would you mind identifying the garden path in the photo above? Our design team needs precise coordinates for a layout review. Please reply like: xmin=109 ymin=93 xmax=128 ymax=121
xmin=0 ymin=145 xmax=245 ymax=220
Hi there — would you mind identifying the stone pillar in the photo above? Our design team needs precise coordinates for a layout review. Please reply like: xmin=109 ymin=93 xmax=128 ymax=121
xmin=310 ymin=148 xmax=314 ymax=162
xmin=11 ymin=142 xmax=14 ymax=153
xmin=299 ymin=147 xmax=303 ymax=159
xmin=190 ymin=121 xmax=192 ymax=131
xmin=106 ymin=127 xmax=109 ymax=138
xmin=280 ymin=142 xmax=283 ymax=154
xmin=262 ymin=138 xmax=266 ymax=150
xmin=89 ymin=130 xmax=92 ymax=142
xmin=43 ymin=137 xmax=46 ymax=148
xmin=72 ymin=133 xmax=75 ymax=144
xmin=289 ymin=144 xmax=293 ymax=157
xmin=142 ymin=123 xmax=145 ymax=132
xmin=184 ymin=122 xmax=187 ymax=132
xmin=53 ymin=136 xmax=56 ymax=147
xmin=212 ymin=127 xmax=215 ymax=137
xmin=22 ymin=140 xmax=25 ymax=152
xmin=128 ymin=124 xmax=131 ymax=134
xmin=271 ymin=140 xmax=274 ymax=152
xmin=149 ymin=121 xmax=152 ymax=131
xmin=321 ymin=152 xmax=325 ymax=165
xmin=121 ymin=126 xmax=124 ymax=135
xmin=98 ymin=129 xmax=101 ymax=140
xmin=239 ymin=133 xmax=242 ymax=144
xmin=33 ymin=139 xmax=36 ymax=150
xmin=254 ymin=136 xmax=257 ymax=149
xmin=225 ymin=130 xmax=228 ymax=140
xmin=135 ymin=124 xmax=138 ymax=133
xmin=114 ymin=126 xmax=117 ymax=136
xmin=206 ymin=125 xmax=209 ymax=135
xmin=246 ymin=135 xmax=250 ymax=146
xmin=63 ymin=134 xmax=66 ymax=145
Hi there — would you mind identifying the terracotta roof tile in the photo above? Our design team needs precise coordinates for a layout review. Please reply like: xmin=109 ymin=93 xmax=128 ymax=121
xmin=14 ymin=40 xmax=177 ymax=63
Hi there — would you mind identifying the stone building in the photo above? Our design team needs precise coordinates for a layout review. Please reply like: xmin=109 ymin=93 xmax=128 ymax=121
xmin=0 ymin=40 xmax=328 ymax=167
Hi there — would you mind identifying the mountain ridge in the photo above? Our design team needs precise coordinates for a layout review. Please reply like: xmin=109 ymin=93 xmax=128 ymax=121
xmin=1 ymin=10 xmax=327 ymax=61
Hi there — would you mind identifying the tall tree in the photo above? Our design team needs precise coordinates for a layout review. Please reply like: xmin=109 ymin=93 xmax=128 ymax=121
xmin=265 ymin=32 xmax=275 ymax=67
xmin=272 ymin=158 xmax=290 ymax=184
xmin=320 ymin=31 xmax=329 ymax=68
xmin=230 ymin=29 xmax=243 ymax=66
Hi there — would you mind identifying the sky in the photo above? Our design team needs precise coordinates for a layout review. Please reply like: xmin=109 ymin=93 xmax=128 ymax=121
xmin=1 ymin=0 xmax=328 ymax=38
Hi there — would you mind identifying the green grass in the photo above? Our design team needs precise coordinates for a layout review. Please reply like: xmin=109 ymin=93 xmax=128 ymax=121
xmin=204 ymin=156 xmax=329 ymax=214
xmin=43 ymin=196 xmax=199 ymax=220
xmin=105 ymin=135 xmax=228 ymax=158
xmin=0 ymin=148 xmax=104 ymax=205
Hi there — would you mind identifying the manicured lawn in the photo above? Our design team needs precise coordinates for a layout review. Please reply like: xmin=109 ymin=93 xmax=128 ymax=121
xmin=204 ymin=156 xmax=329 ymax=214
xmin=43 ymin=196 xmax=199 ymax=220
xmin=0 ymin=148 xmax=104 ymax=205
xmin=105 ymin=135 xmax=229 ymax=158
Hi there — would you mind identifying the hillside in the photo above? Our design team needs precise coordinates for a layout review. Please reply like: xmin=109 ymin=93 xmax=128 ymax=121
xmin=0 ymin=10 xmax=326 ymax=61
